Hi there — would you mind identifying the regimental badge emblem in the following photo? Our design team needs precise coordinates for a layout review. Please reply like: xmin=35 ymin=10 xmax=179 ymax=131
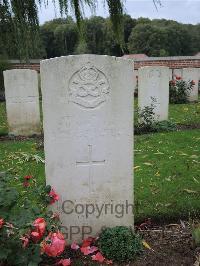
xmin=69 ymin=62 xmax=110 ymax=108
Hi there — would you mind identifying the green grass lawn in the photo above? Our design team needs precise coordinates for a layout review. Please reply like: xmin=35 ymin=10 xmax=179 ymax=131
xmin=0 ymin=102 xmax=8 ymax=135
xmin=0 ymin=129 xmax=199 ymax=223
xmin=169 ymin=100 xmax=200 ymax=125
xmin=135 ymin=129 xmax=200 ymax=223
xmin=0 ymin=139 xmax=45 ymax=182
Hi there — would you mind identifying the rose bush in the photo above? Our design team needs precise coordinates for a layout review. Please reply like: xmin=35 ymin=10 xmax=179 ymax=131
xmin=0 ymin=171 xmax=62 ymax=265
xmin=169 ymin=75 xmax=194 ymax=104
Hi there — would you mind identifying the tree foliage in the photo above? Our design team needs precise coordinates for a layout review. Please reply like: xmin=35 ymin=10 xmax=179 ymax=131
xmin=0 ymin=0 xmax=125 ymax=60
xmin=128 ymin=19 xmax=194 ymax=56
xmin=0 ymin=0 xmax=199 ymax=59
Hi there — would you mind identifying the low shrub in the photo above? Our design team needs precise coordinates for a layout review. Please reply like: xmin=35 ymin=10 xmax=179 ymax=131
xmin=153 ymin=120 xmax=177 ymax=132
xmin=169 ymin=76 xmax=194 ymax=104
xmin=135 ymin=98 xmax=177 ymax=134
xmin=98 ymin=226 xmax=142 ymax=262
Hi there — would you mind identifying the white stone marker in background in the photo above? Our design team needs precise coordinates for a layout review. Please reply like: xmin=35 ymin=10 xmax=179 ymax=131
xmin=41 ymin=55 xmax=134 ymax=242
xmin=3 ymin=69 xmax=40 ymax=136
xmin=138 ymin=66 xmax=169 ymax=121
xmin=182 ymin=68 xmax=199 ymax=101
xmin=173 ymin=68 xmax=183 ymax=79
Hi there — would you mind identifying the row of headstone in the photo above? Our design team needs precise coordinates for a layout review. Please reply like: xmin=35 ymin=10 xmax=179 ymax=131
xmin=3 ymin=64 xmax=200 ymax=136
xmin=138 ymin=67 xmax=200 ymax=121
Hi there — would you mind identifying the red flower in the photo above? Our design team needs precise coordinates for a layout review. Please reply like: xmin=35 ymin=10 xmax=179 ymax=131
xmin=0 ymin=218 xmax=4 ymax=229
xmin=31 ymin=231 xmax=41 ymax=243
xmin=33 ymin=218 xmax=46 ymax=237
xmin=24 ymin=175 xmax=32 ymax=180
xmin=20 ymin=236 xmax=29 ymax=248
xmin=57 ymin=259 xmax=71 ymax=266
xmin=80 ymin=246 xmax=98 ymax=255
xmin=31 ymin=218 xmax=46 ymax=242
xmin=81 ymin=237 xmax=95 ymax=247
xmin=49 ymin=189 xmax=59 ymax=204
xmin=91 ymin=252 xmax=105 ymax=263
xmin=23 ymin=181 xmax=30 ymax=187
xmin=170 ymin=80 xmax=176 ymax=86
xmin=191 ymin=80 xmax=195 ymax=85
xmin=41 ymin=231 xmax=66 ymax=257
xmin=71 ymin=242 xmax=80 ymax=250
xmin=175 ymin=75 xmax=182 ymax=80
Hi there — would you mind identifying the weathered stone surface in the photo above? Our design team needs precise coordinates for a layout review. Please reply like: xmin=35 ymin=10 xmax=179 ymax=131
xmin=182 ymin=68 xmax=199 ymax=101
xmin=41 ymin=55 xmax=134 ymax=242
xmin=3 ymin=69 xmax=40 ymax=136
xmin=138 ymin=66 xmax=169 ymax=121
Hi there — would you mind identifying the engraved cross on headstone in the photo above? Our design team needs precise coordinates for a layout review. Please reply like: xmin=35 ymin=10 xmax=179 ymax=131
xmin=76 ymin=145 xmax=105 ymax=193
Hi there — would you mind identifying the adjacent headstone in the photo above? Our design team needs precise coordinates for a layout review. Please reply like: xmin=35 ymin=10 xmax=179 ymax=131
xmin=3 ymin=69 xmax=41 ymax=136
xmin=182 ymin=68 xmax=199 ymax=101
xmin=41 ymin=55 xmax=134 ymax=242
xmin=173 ymin=69 xmax=183 ymax=79
xmin=138 ymin=66 xmax=169 ymax=121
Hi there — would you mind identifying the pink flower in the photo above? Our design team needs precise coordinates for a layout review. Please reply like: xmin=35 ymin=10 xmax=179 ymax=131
xmin=80 ymin=246 xmax=98 ymax=255
xmin=0 ymin=218 xmax=4 ymax=229
xmin=49 ymin=189 xmax=59 ymax=204
xmin=92 ymin=252 xmax=105 ymax=263
xmin=71 ymin=241 xmax=80 ymax=250
xmin=57 ymin=259 xmax=71 ymax=266
xmin=41 ymin=231 xmax=66 ymax=257
xmin=191 ymin=80 xmax=195 ymax=85
xmin=24 ymin=175 xmax=32 ymax=180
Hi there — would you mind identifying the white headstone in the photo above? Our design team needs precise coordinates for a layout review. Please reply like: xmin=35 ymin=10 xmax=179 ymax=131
xmin=182 ymin=68 xmax=199 ymax=101
xmin=138 ymin=66 xmax=169 ymax=121
xmin=173 ymin=69 xmax=183 ymax=79
xmin=3 ymin=69 xmax=40 ymax=136
xmin=41 ymin=55 xmax=134 ymax=242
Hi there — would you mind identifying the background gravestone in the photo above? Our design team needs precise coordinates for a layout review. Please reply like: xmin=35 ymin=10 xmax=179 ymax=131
xmin=182 ymin=68 xmax=199 ymax=101
xmin=173 ymin=69 xmax=183 ymax=79
xmin=138 ymin=66 xmax=169 ymax=121
xmin=41 ymin=55 xmax=134 ymax=242
xmin=3 ymin=69 xmax=40 ymax=136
